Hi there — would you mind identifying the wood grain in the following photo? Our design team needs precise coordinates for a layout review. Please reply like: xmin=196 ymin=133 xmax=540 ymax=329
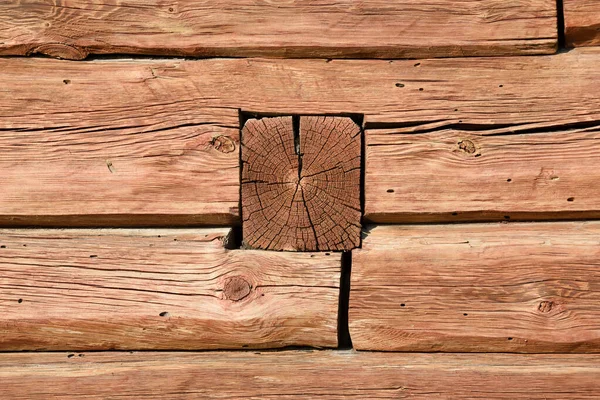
xmin=0 ymin=104 xmax=240 ymax=226
xmin=565 ymin=0 xmax=600 ymax=47
xmin=1 ymin=351 xmax=599 ymax=399
xmin=3 ymin=51 xmax=600 ymax=225
xmin=365 ymin=128 xmax=600 ymax=223
xmin=350 ymin=222 xmax=600 ymax=352
xmin=0 ymin=0 xmax=557 ymax=60
xmin=0 ymin=228 xmax=340 ymax=350
xmin=241 ymin=116 xmax=361 ymax=251
xmin=2 ymin=50 xmax=600 ymax=129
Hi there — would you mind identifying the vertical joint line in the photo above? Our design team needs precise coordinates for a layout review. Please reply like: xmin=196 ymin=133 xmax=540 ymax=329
xmin=293 ymin=115 xmax=302 ymax=179
xmin=338 ymin=251 xmax=353 ymax=349
xmin=556 ymin=0 xmax=565 ymax=48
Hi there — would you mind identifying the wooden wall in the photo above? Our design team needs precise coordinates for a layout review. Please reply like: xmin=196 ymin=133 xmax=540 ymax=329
xmin=2 ymin=0 xmax=600 ymax=397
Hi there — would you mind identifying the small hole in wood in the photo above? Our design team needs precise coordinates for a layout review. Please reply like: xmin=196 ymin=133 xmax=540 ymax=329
xmin=507 ymin=178 xmax=512 ymax=182
xmin=400 ymin=303 xmax=406 ymax=307
xmin=454 ymin=109 xmax=458 ymax=112
xmin=463 ymin=313 xmax=468 ymax=316
xmin=63 ymin=79 xmax=71 ymax=85
xmin=17 ymin=299 xmax=23 ymax=303
xmin=507 ymin=337 xmax=513 ymax=341
xmin=78 ymin=354 xmax=84 ymax=357
xmin=159 ymin=311 xmax=169 ymax=317
xmin=499 ymin=84 xmax=504 ymax=88
xmin=504 ymin=215 xmax=510 ymax=220
xmin=418 ymin=88 xmax=424 ymax=91
xmin=325 ymin=253 xmax=331 ymax=256
xmin=414 ymin=63 xmax=421 ymax=67
xmin=242 ymin=344 xmax=249 ymax=348
xmin=89 ymin=255 xmax=97 ymax=258
xmin=395 ymin=83 xmax=405 ymax=88
xmin=387 ymin=189 xmax=394 ymax=193
xmin=567 ymin=197 xmax=575 ymax=202
xmin=23 ymin=244 xmax=27 ymax=247
xmin=474 ymin=153 xmax=481 ymax=157
xmin=0 ymin=245 xmax=5 ymax=248
xmin=168 ymin=7 xmax=174 ymax=12
xmin=67 ymin=354 xmax=75 ymax=358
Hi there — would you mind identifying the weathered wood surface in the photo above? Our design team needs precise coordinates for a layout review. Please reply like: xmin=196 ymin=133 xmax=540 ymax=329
xmin=242 ymin=116 xmax=361 ymax=251
xmin=565 ymin=0 xmax=600 ymax=47
xmin=2 ymin=50 xmax=600 ymax=129
xmin=1 ymin=351 xmax=599 ymax=399
xmin=0 ymin=0 xmax=557 ymax=60
xmin=0 ymin=228 xmax=340 ymax=350
xmin=350 ymin=223 xmax=600 ymax=352
xmin=3 ymin=51 xmax=600 ymax=225
xmin=365 ymin=128 xmax=600 ymax=223
xmin=0 ymin=104 xmax=240 ymax=227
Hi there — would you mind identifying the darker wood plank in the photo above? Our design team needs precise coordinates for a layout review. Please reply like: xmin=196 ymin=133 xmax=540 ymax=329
xmin=350 ymin=223 xmax=600 ymax=352
xmin=565 ymin=0 xmax=600 ymax=47
xmin=365 ymin=128 xmax=600 ymax=223
xmin=241 ymin=116 xmax=361 ymax=251
xmin=0 ymin=0 xmax=556 ymax=59
xmin=1 ymin=351 xmax=599 ymax=399
xmin=0 ymin=228 xmax=340 ymax=350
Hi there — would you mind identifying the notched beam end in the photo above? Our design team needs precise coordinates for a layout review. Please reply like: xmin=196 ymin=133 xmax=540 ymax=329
xmin=241 ymin=115 xmax=362 ymax=252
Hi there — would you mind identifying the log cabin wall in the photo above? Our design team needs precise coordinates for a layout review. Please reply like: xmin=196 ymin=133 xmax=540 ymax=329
xmin=2 ymin=1 xmax=600 ymax=398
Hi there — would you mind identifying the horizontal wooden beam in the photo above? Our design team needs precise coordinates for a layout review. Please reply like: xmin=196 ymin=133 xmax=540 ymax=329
xmin=350 ymin=222 xmax=600 ymax=352
xmin=3 ymin=51 xmax=600 ymax=225
xmin=565 ymin=0 xmax=600 ymax=47
xmin=1 ymin=351 xmax=599 ymax=398
xmin=365 ymin=128 xmax=600 ymax=223
xmin=0 ymin=0 xmax=557 ymax=60
xmin=0 ymin=228 xmax=340 ymax=350
xmin=0 ymin=105 xmax=240 ymax=227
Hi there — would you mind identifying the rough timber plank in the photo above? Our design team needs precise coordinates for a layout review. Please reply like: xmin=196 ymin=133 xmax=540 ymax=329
xmin=0 ymin=0 xmax=557 ymax=60
xmin=350 ymin=222 xmax=600 ymax=352
xmin=3 ymin=50 xmax=600 ymax=224
xmin=0 ymin=105 xmax=240 ymax=227
xmin=565 ymin=0 xmax=600 ymax=47
xmin=0 ymin=228 xmax=340 ymax=350
xmin=1 ymin=351 xmax=600 ymax=399
xmin=365 ymin=128 xmax=600 ymax=223
xmin=241 ymin=116 xmax=361 ymax=251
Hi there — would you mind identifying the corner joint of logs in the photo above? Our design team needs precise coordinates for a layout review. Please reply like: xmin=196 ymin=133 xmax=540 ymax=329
xmin=241 ymin=114 xmax=362 ymax=252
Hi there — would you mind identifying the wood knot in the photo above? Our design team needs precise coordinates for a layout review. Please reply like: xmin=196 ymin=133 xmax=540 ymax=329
xmin=223 ymin=276 xmax=251 ymax=301
xmin=211 ymin=135 xmax=236 ymax=153
xmin=457 ymin=139 xmax=476 ymax=154
xmin=538 ymin=300 xmax=555 ymax=313
xmin=27 ymin=43 xmax=88 ymax=60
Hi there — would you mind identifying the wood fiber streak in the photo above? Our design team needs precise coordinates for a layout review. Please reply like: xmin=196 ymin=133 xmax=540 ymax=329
xmin=350 ymin=223 xmax=600 ymax=352
xmin=0 ymin=104 xmax=240 ymax=226
xmin=241 ymin=116 xmax=361 ymax=251
xmin=1 ymin=351 xmax=599 ymax=399
xmin=0 ymin=0 xmax=557 ymax=59
xmin=0 ymin=228 xmax=340 ymax=350
xmin=564 ymin=0 xmax=600 ymax=47
xmin=366 ymin=129 xmax=600 ymax=223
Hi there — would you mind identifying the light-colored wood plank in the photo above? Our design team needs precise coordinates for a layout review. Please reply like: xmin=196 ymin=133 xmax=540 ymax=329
xmin=1 ymin=351 xmax=599 ymax=399
xmin=350 ymin=222 xmax=600 ymax=352
xmin=0 ymin=228 xmax=339 ymax=350
xmin=2 ymin=50 xmax=600 ymax=129
xmin=565 ymin=0 xmax=600 ymax=47
xmin=365 ymin=128 xmax=600 ymax=223
xmin=3 ymin=51 xmax=600 ymax=225
xmin=0 ymin=105 xmax=240 ymax=226
xmin=0 ymin=0 xmax=557 ymax=60
xmin=242 ymin=116 xmax=361 ymax=251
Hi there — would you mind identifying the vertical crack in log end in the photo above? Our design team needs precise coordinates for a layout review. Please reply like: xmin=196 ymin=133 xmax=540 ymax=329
xmin=241 ymin=115 xmax=362 ymax=252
